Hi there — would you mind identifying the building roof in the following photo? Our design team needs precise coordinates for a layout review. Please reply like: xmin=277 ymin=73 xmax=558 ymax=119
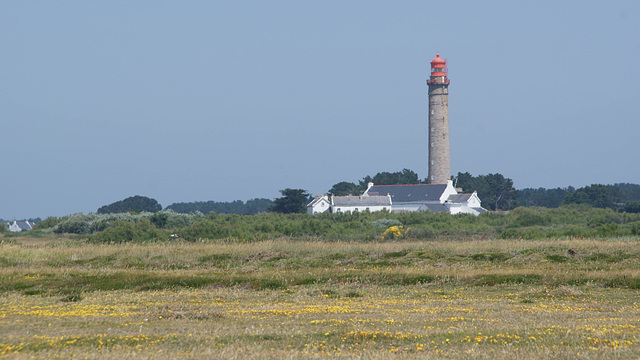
xmin=471 ymin=207 xmax=488 ymax=214
xmin=430 ymin=53 xmax=446 ymax=67
xmin=332 ymin=195 xmax=391 ymax=207
xmin=421 ymin=203 xmax=449 ymax=212
xmin=446 ymin=193 xmax=473 ymax=204
xmin=307 ymin=195 xmax=329 ymax=207
xmin=367 ymin=184 xmax=448 ymax=203
xmin=7 ymin=221 xmax=35 ymax=232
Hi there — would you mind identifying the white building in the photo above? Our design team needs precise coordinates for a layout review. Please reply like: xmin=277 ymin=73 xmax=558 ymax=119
xmin=331 ymin=195 xmax=392 ymax=213
xmin=6 ymin=220 xmax=35 ymax=232
xmin=363 ymin=181 xmax=486 ymax=215
xmin=307 ymin=195 xmax=331 ymax=214
xmin=445 ymin=192 xmax=486 ymax=215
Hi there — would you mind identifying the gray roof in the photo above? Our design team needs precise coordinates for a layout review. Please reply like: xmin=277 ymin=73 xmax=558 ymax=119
xmin=421 ymin=203 xmax=449 ymax=212
xmin=472 ymin=207 xmax=488 ymax=213
xmin=307 ymin=196 xmax=329 ymax=207
xmin=333 ymin=195 xmax=391 ymax=207
xmin=367 ymin=184 xmax=447 ymax=203
xmin=9 ymin=221 xmax=34 ymax=231
xmin=446 ymin=193 xmax=473 ymax=204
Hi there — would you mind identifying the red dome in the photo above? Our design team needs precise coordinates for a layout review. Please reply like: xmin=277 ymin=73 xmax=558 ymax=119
xmin=430 ymin=53 xmax=446 ymax=67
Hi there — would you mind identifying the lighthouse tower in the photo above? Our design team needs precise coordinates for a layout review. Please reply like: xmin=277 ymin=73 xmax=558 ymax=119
xmin=427 ymin=53 xmax=451 ymax=184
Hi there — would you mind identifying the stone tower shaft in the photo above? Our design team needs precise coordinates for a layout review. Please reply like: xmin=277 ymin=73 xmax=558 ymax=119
xmin=427 ymin=54 xmax=450 ymax=184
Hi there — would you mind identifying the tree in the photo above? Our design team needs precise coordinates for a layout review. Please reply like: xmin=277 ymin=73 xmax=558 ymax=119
xmin=165 ymin=198 xmax=273 ymax=215
xmin=97 ymin=195 xmax=162 ymax=214
xmin=269 ymin=189 xmax=310 ymax=214
xmin=515 ymin=187 xmax=575 ymax=208
xmin=455 ymin=172 xmax=515 ymax=211
xmin=563 ymin=184 xmax=624 ymax=210
xmin=358 ymin=169 xmax=423 ymax=188
xmin=328 ymin=181 xmax=362 ymax=196
xmin=623 ymin=201 xmax=640 ymax=214
xmin=615 ymin=183 xmax=640 ymax=202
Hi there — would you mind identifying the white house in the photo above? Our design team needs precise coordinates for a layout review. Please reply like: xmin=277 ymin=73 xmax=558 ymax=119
xmin=6 ymin=220 xmax=35 ymax=232
xmin=331 ymin=195 xmax=392 ymax=213
xmin=307 ymin=195 xmax=331 ymax=214
xmin=363 ymin=180 xmax=486 ymax=215
xmin=445 ymin=192 xmax=487 ymax=215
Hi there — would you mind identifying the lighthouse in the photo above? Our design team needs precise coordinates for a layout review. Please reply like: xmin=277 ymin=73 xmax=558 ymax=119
xmin=427 ymin=53 xmax=451 ymax=184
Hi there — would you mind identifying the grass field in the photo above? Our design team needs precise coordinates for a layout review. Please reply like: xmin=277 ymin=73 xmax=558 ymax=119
xmin=1 ymin=235 xmax=639 ymax=358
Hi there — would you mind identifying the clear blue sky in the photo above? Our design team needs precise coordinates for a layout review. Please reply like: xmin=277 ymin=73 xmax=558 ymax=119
xmin=2 ymin=1 xmax=639 ymax=219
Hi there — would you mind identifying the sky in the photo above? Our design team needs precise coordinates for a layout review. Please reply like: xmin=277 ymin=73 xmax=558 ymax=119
xmin=2 ymin=1 xmax=639 ymax=219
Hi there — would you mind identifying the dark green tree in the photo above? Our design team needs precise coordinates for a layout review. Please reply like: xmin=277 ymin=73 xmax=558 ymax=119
xmin=623 ymin=201 xmax=640 ymax=213
xmin=328 ymin=181 xmax=362 ymax=196
xmin=455 ymin=172 xmax=515 ymax=211
xmin=244 ymin=198 xmax=275 ymax=214
xmin=165 ymin=198 xmax=273 ymax=215
xmin=358 ymin=169 xmax=422 ymax=188
xmin=616 ymin=183 xmax=640 ymax=202
xmin=97 ymin=195 xmax=162 ymax=214
xmin=563 ymin=184 xmax=624 ymax=210
xmin=269 ymin=188 xmax=310 ymax=214
xmin=515 ymin=187 xmax=575 ymax=208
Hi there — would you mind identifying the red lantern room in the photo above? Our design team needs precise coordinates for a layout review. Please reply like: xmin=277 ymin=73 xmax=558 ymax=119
xmin=430 ymin=54 xmax=446 ymax=76
xmin=427 ymin=53 xmax=449 ymax=85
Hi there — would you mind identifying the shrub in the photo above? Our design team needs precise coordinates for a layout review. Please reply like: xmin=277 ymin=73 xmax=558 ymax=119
xmin=88 ymin=219 xmax=168 ymax=243
xmin=382 ymin=225 xmax=406 ymax=240
xmin=511 ymin=208 xmax=551 ymax=227
xmin=371 ymin=218 xmax=401 ymax=228
xmin=32 ymin=216 xmax=64 ymax=230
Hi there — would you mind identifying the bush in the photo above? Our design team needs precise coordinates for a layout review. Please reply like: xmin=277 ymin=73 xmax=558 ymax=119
xmin=88 ymin=219 xmax=168 ymax=243
xmin=32 ymin=216 xmax=64 ymax=230
xmin=510 ymin=208 xmax=551 ymax=227
xmin=371 ymin=218 xmax=402 ymax=228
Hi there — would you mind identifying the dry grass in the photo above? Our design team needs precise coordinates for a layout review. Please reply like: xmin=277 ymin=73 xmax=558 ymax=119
xmin=1 ymin=235 xmax=640 ymax=358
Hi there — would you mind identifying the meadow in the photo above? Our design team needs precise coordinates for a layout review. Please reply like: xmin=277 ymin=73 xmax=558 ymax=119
xmin=1 ymin=234 xmax=639 ymax=359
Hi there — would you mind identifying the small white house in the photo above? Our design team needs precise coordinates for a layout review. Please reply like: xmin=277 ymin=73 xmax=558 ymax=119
xmin=307 ymin=195 xmax=331 ymax=214
xmin=6 ymin=220 xmax=35 ymax=232
xmin=445 ymin=192 xmax=487 ymax=215
xmin=331 ymin=195 xmax=392 ymax=213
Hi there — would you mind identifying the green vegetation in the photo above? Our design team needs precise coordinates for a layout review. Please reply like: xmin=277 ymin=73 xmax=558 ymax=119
xmin=97 ymin=195 xmax=162 ymax=214
xmin=359 ymin=168 xmax=423 ymax=187
xmin=564 ymin=184 xmax=625 ymax=209
xmin=16 ymin=205 xmax=639 ymax=244
xmin=268 ymin=188 xmax=310 ymax=214
xmin=165 ymin=198 xmax=272 ymax=215
xmin=456 ymin=172 xmax=516 ymax=211
xmin=515 ymin=186 xmax=575 ymax=208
